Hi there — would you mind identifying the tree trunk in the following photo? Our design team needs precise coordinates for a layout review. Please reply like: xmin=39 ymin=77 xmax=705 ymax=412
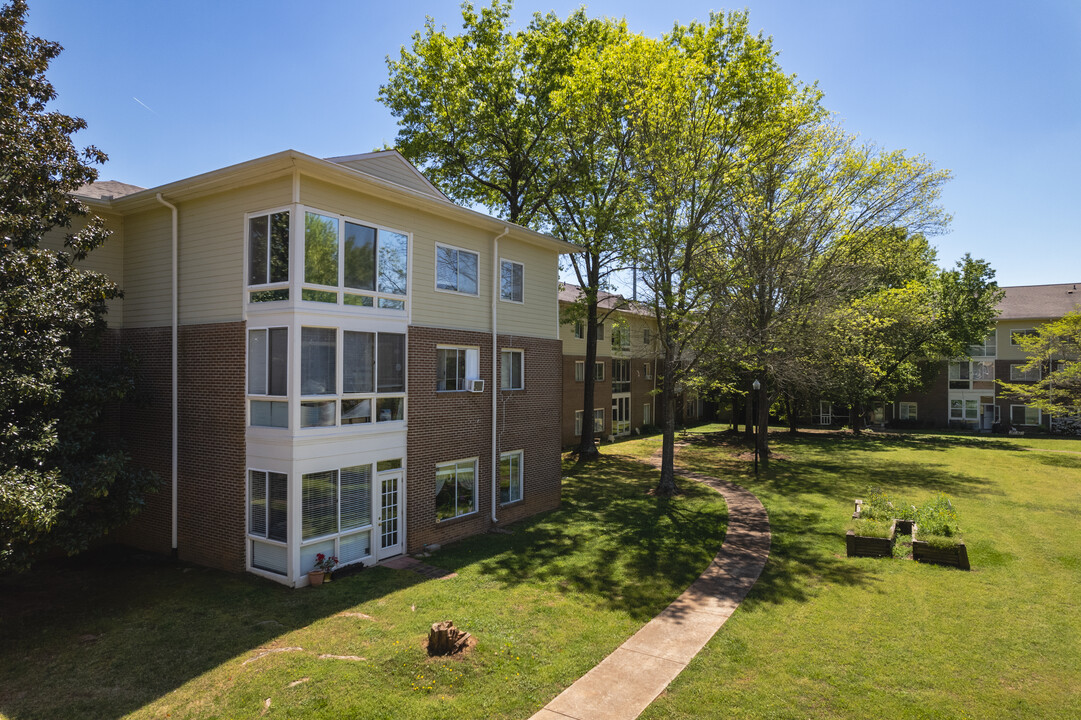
xmin=730 ymin=394 xmax=739 ymax=431
xmin=743 ymin=377 xmax=755 ymax=442
xmin=786 ymin=395 xmax=799 ymax=434
xmin=852 ymin=399 xmax=864 ymax=435
xmin=655 ymin=350 xmax=678 ymax=496
xmin=574 ymin=278 xmax=602 ymax=462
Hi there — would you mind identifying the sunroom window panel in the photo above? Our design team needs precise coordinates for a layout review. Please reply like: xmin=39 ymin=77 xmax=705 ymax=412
xmin=343 ymin=331 xmax=374 ymax=394
xmin=377 ymin=333 xmax=406 ymax=393
xmin=378 ymin=231 xmax=409 ymax=296
xmin=344 ymin=221 xmax=376 ymax=291
xmin=249 ymin=470 xmax=267 ymax=536
xmin=248 ymin=330 xmax=267 ymax=395
xmin=269 ymin=212 xmax=290 ymax=284
xmin=304 ymin=212 xmax=339 ymax=287
xmin=248 ymin=215 xmax=268 ymax=285
xmin=302 ymin=470 xmax=338 ymax=540
xmin=340 ymin=465 xmax=373 ymax=531
xmin=267 ymin=471 xmax=287 ymax=542
xmin=268 ymin=328 xmax=288 ymax=396
xmin=301 ymin=327 xmax=336 ymax=395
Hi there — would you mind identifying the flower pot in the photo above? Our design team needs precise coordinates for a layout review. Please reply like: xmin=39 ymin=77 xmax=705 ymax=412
xmin=308 ymin=570 xmax=325 ymax=587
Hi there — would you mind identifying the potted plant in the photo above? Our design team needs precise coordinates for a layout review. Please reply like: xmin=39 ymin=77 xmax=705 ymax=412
xmin=308 ymin=553 xmax=338 ymax=586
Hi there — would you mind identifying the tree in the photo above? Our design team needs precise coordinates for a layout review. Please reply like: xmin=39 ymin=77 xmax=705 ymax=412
xmin=998 ymin=310 xmax=1081 ymax=429
xmin=0 ymin=0 xmax=156 ymax=571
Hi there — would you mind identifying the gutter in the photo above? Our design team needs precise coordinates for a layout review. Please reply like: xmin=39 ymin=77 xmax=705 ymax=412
xmin=492 ymin=226 xmax=510 ymax=524
xmin=155 ymin=193 xmax=179 ymax=557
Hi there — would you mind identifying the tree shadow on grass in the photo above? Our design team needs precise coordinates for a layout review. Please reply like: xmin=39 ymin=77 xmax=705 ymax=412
xmin=692 ymin=428 xmax=1030 ymax=456
xmin=444 ymin=453 xmax=729 ymax=623
xmin=0 ymin=546 xmax=424 ymax=720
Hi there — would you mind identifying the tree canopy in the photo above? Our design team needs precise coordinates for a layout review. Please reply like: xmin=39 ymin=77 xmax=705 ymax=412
xmin=0 ymin=0 xmax=156 ymax=571
xmin=998 ymin=310 xmax=1081 ymax=426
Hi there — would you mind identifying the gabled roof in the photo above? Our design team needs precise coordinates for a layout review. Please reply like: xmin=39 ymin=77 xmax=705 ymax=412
xmin=323 ymin=149 xmax=450 ymax=201
xmin=997 ymin=283 xmax=1081 ymax=320
xmin=75 ymin=180 xmax=144 ymax=200
xmin=559 ymin=283 xmax=652 ymax=317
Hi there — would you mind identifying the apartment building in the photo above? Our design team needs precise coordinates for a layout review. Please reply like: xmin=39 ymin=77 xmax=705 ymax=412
xmin=53 ymin=149 xmax=576 ymax=586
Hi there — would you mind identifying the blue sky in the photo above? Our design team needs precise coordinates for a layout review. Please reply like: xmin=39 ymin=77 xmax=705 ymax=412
xmin=26 ymin=0 xmax=1081 ymax=287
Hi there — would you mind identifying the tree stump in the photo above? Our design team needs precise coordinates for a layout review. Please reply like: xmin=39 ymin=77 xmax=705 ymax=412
xmin=427 ymin=621 xmax=472 ymax=656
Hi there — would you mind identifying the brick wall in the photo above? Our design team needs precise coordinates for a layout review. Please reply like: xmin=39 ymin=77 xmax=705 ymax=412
xmin=898 ymin=361 xmax=951 ymax=427
xmin=406 ymin=327 xmax=562 ymax=552
xmin=561 ymin=355 xmax=612 ymax=446
xmin=111 ymin=322 xmax=247 ymax=572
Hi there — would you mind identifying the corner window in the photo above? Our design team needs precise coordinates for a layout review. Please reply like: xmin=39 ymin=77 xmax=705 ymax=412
xmin=249 ymin=470 xmax=287 ymax=542
xmin=574 ymin=361 xmax=585 ymax=382
xmin=301 ymin=209 xmax=408 ymax=309
xmin=500 ymin=450 xmax=523 ymax=504
xmin=501 ymin=349 xmax=524 ymax=390
xmin=500 ymin=260 xmax=524 ymax=303
xmin=435 ymin=458 xmax=477 ymax=520
xmin=248 ymin=211 xmax=290 ymax=302
xmin=594 ymin=361 xmax=605 ymax=381
xmin=436 ymin=244 xmax=479 ymax=295
xmin=300 ymin=328 xmax=406 ymax=428
xmin=438 ymin=346 xmax=480 ymax=391
xmin=249 ymin=328 xmax=288 ymax=427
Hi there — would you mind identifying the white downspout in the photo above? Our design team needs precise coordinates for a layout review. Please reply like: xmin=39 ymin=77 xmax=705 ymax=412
xmin=492 ymin=226 xmax=510 ymax=524
xmin=156 ymin=193 xmax=179 ymax=556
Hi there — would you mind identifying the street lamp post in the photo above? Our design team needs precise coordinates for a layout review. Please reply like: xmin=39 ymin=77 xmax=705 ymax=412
xmin=752 ymin=379 xmax=761 ymax=477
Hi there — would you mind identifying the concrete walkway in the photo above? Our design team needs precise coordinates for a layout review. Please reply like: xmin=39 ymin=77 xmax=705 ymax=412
xmin=529 ymin=445 xmax=771 ymax=720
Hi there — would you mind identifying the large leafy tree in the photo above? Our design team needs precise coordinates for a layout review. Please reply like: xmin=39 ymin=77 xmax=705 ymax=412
xmin=998 ymin=310 xmax=1081 ymax=426
xmin=0 ymin=0 xmax=155 ymax=571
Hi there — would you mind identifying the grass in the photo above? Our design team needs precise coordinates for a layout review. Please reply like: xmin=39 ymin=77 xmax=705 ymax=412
xmin=634 ymin=425 xmax=1081 ymax=720
xmin=0 ymin=445 xmax=726 ymax=720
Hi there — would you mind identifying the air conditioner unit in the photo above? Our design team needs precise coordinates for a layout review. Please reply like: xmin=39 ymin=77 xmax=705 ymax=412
xmin=467 ymin=378 xmax=485 ymax=393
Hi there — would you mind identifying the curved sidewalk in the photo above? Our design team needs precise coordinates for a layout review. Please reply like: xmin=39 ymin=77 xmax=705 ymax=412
xmin=530 ymin=446 xmax=771 ymax=720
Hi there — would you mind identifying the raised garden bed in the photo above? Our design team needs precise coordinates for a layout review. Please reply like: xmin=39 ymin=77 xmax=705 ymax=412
xmin=846 ymin=520 xmax=897 ymax=558
xmin=847 ymin=496 xmax=969 ymax=569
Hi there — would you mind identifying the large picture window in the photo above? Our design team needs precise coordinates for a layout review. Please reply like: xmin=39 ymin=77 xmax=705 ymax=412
xmin=500 ymin=451 xmax=523 ymax=504
xmin=500 ymin=260 xmax=524 ymax=302
xmin=301 ymin=327 xmax=406 ymax=428
xmin=248 ymin=211 xmax=290 ymax=302
xmin=249 ymin=328 xmax=288 ymax=427
xmin=436 ymin=458 xmax=477 ymax=520
xmin=301 ymin=209 xmax=408 ymax=309
xmin=436 ymin=244 xmax=479 ymax=295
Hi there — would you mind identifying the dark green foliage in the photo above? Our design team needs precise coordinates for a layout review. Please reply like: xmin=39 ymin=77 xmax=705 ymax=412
xmin=0 ymin=0 xmax=156 ymax=571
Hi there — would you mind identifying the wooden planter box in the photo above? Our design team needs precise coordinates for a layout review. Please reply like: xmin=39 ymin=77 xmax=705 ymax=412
xmin=846 ymin=519 xmax=897 ymax=558
xmin=912 ymin=526 xmax=970 ymax=570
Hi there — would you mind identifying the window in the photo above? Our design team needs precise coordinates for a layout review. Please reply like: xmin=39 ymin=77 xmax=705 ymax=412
xmin=573 ymin=321 xmax=584 ymax=339
xmin=435 ymin=458 xmax=477 ymax=520
xmin=593 ymin=408 xmax=605 ymax=433
xmin=436 ymin=244 xmax=479 ymax=295
xmin=501 ymin=349 xmax=523 ymax=390
xmin=899 ymin=402 xmax=918 ymax=421
xmin=1011 ymin=404 xmax=1040 ymax=426
xmin=301 ymin=210 xmax=408 ymax=309
xmin=249 ymin=470 xmax=287 ymax=542
xmin=1011 ymin=329 xmax=1037 ymax=346
xmin=594 ymin=361 xmax=605 ymax=381
xmin=1010 ymin=363 xmax=1040 ymax=381
xmin=438 ymin=346 xmax=479 ymax=391
xmin=300 ymin=328 xmax=406 ymax=428
xmin=500 ymin=260 xmax=524 ymax=302
xmin=574 ymin=361 xmax=585 ymax=382
xmin=950 ymin=398 xmax=979 ymax=421
xmin=612 ymin=359 xmax=630 ymax=393
xmin=596 ymin=323 xmax=605 ymax=341
xmin=500 ymin=451 xmax=523 ymax=504
xmin=948 ymin=361 xmax=971 ymax=389
xmin=968 ymin=331 xmax=996 ymax=358
xmin=612 ymin=325 xmax=630 ymax=352
xmin=248 ymin=211 xmax=290 ymax=302
xmin=574 ymin=410 xmax=583 ymax=436
xmin=643 ymin=328 xmax=651 ymax=345
xmin=249 ymin=328 xmax=288 ymax=427
xmin=972 ymin=361 xmax=994 ymax=381
xmin=300 ymin=465 xmax=373 ymax=544
xmin=644 ymin=362 xmax=652 ymax=380
xmin=643 ymin=403 xmax=651 ymax=426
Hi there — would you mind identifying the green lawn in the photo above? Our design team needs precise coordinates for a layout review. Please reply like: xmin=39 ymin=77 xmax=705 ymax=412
xmin=0 ymin=447 xmax=726 ymax=720
xmin=638 ymin=425 xmax=1081 ymax=720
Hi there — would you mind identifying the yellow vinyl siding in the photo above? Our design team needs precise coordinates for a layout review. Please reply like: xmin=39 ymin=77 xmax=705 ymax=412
xmin=997 ymin=320 xmax=1043 ymax=361
xmin=333 ymin=156 xmax=442 ymax=198
xmin=38 ymin=213 xmax=125 ymax=325
xmin=496 ymin=241 xmax=559 ymax=339
xmin=121 ymin=208 xmax=173 ymax=327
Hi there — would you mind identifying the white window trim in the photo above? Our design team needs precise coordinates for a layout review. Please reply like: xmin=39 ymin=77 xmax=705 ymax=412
xmin=898 ymin=402 xmax=918 ymax=421
xmin=434 ymin=242 xmax=481 ymax=297
xmin=644 ymin=362 xmax=652 ymax=380
xmin=593 ymin=407 xmax=605 ymax=433
xmin=245 ymin=206 xmax=293 ymax=297
xmin=499 ymin=258 xmax=525 ymax=304
xmin=643 ymin=403 xmax=651 ymax=426
xmin=574 ymin=360 xmax=585 ymax=382
xmin=499 ymin=450 xmax=524 ymax=505
xmin=437 ymin=345 xmax=480 ymax=392
xmin=1010 ymin=328 xmax=1036 ymax=346
xmin=247 ymin=467 xmax=289 ymax=545
xmin=1010 ymin=404 xmax=1041 ymax=426
xmin=435 ymin=456 xmax=480 ymax=522
xmin=1010 ymin=363 xmax=1041 ymax=381
xmin=501 ymin=348 xmax=524 ymax=391
xmin=248 ymin=326 xmax=289 ymax=429
xmin=594 ymin=361 xmax=605 ymax=381
xmin=574 ymin=409 xmax=583 ymax=436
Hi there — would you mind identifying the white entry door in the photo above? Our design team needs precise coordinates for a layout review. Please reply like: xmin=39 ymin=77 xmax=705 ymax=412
xmin=377 ymin=472 xmax=403 ymax=559
xmin=612 ymin=395 xmax=631 ymax=437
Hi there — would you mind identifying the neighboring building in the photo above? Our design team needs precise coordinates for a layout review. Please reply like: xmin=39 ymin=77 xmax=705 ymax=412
xmin=49 ymin=149 xmax=577 ymax=586
xmin=557 ymin=284 xmax=700 ymax=447
xmin=818 ymin=283 xmax=1081 ymax=431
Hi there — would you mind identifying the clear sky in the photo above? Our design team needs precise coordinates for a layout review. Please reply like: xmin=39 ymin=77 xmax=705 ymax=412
xmin=25 ymin=0 xmax=1081 ymax=288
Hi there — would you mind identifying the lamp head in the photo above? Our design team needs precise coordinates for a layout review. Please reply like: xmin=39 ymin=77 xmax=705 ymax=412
xmin=752 ymin=379 xmax=761 ymax=391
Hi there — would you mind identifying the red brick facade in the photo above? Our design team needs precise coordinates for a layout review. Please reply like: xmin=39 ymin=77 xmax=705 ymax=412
xmin=406 ymin=326 xmax=562 ymax=553
xmin=112 ymin=322 xmax=247 ymax=572
xmin=561 ymin=354 xmax=659 ymax=446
